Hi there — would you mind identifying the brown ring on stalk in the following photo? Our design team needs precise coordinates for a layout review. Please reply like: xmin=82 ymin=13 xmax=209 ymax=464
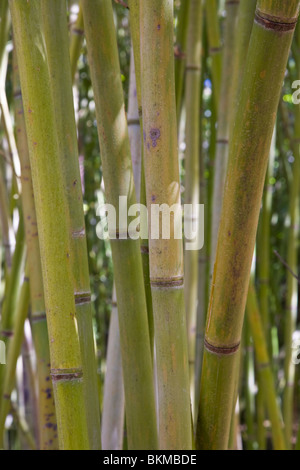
xmin=150 ymin=277 xmax=184 ymax=288
xmin=74 ymin=292 xmax=91 ymax=305
xmin=255 ymin=12 xmax=298 ymax=31
xmin=204 ymin=339 xmax=240 ymax=356
xmin=51 ymin=368 xmax=83 ymax=382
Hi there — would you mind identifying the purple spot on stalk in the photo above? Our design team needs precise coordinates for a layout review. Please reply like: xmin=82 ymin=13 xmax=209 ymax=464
xmin=149 ymin=128 xmax=161 ymax=147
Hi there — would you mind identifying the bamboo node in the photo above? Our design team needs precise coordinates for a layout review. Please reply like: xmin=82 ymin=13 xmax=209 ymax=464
xmin=1 ymin=330 xmax=13 ymax=338
xmin=74 ymin=291 xmax=91 ymax=305
xmin=255 ymin=12 xmax=298 ymax=32
xmin=51 ymin=368 xmax=83 ymax=382
xmin=150 ymin=277 xmax=184 ymax=288
xmin=204 ymin=339 xmax=240 ymax=356
xmin=31 ymin=312 xmax=47 ymax=323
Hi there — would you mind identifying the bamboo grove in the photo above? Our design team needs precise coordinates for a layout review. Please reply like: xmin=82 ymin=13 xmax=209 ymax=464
xmin=0 ymin=0 xmax=300 ymax=451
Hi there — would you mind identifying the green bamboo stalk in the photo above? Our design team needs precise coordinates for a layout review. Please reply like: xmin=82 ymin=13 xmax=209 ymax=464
xmin=243 ymin=317 xmax=257 ymax=450
xmin=196 ymin=0 xmax=300 ymax=449
xmin=40 ymin=0 xmax=101 ymax=449
xmin=184 ymin=0 xmax=204 ymax=418
xmin=257 ymin=129 xmax=276 ymax=353
xmin=282 ymin=82 xmax=300 ymax=449
xmin=255 ymin=130 xmax=276 ymax=450
xmin=0 ymin=267 xmax=30 ymax=447
xmin=128 ymin=47 xmax=141 ymax=203
xmin=231 ymin=0 xmax=258 ymax=110
xmin=13 ymin=49 xmax=58 ymax=450
xmin=0 ymin=1 xmax=9 ymax=66
xmin=0 ymin=164 xmax=12 ymax=270
xmin=0 ymin=215 xmax=25 ymax=405
xmin=140 ymin=0 xmax=192 ymax=450
xmin=81 ymin=0 xmax=157 ymax=450
xmin=247 ymin=278 xmax=286 ymax=450
xmin=210 ymin=0 xmax=239 ymax=272
xmin=174 ymin=0 xmax=190 ymax=120
xmin=101 ymin=286 xmax=125 ymax=450
xmin=70 ymin=4 xmax=84 ymax=83
xmin=127 ymin=0 xmax=154 ymax=357
xmin=10 ymin=0 xmax=90 ymax=449
xmin=205 ymin=0 xmax=222 ymax=110
xmin=10 ymin=399 xmax=36 ymax=450
xmin=21 ymin=333 xmax=39 ymax=447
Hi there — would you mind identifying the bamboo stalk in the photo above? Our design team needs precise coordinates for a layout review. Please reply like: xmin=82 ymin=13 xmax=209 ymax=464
xmin=174 ymin=0 xmax=190 ymax=120
xmin=282 ymin=75 xmax=300 ymax=449
xmin=40 ymin=0 xmax=101 ymax=449
xmin=128 ymin=47 xmax=141 ymax=203
xmin=231 ymin=0 xmax=258 ymax=110
xmin=81 ymin=0 xmax=157 ymax=450
xmin=0 ymin=215 xmax=25 ymax=404
xmin=210 ymin=0 xmax=239 ymax=271
xmin=70 ymin=4 xmax=84 ymax=83
xmin=13 ymin=48 xmax=58 ymax=451
xmin=10 ymin=0 xmax=90 ymax=449
xmin=247 ymin=278 xmax=286 ymax=450
xmin=196 ymin=0 xmax=300 ymax=449
xmin=127 ymin=0 xmax=154 ymax=356
xmin=205 ymin=0 xmax=222 ymax=110
xmin=243 ymin=317 xmax=257 ymax=450
xmin=101 ymin=286 xmax=125 ymax=450
xmin=140 ymin=0 xmax=192 ymax=450
xmin=0 ymin=267 xmax=30 ymax=446
xmin=184 ymin=0 xmax=204 ymax=418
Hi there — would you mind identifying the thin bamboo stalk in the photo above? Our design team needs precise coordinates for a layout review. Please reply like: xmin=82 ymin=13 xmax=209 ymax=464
xmin=196 ymin=0 xmax=300 ymax=449
xmin=13 ymin=50 xmax=58 ymax=450
xmin=81 ymin=0 xmax=157 ymax=450
xmin=205 ymin=0 xmax=222 ymax=110
xmin=184 ymin=0 xmax=204 ymax=417
xmin=101 ymin=286 xmax=125 ymax=450
xmin=140 ymin=0 xmax=192 ymax=450
xmin=247 ymin=278 xmax=286 ymax=450
xmin=0 ymin=267 xmax=30 ymax=446
xmin=243 ymin=317 xmax=257 ymax=450
xmin=128 ymin=47 xmax=141 ymax=203
xmin=210 ymin=0 xmax=239 ymax=272
xmin=282 ymin=78 xmax=300 ymax=449
xmin=127 ymin=0 xmax=154 ymax=356
xmin=40 ymin=0 xmax=101 ymax=449
xmin=231 ymin=0 xmax=258 ymax=110
xmin=174 ymin=0 xmax=190 ymax=120
xmin=10 ymin=0 xmax=90 ymax=449
xmin=0 ymin=216 xmax=25 ymax=404
xmin=70 ymin=4 xmax=84 ymax=83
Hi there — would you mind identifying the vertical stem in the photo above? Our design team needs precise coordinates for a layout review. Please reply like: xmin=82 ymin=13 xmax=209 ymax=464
xmin=247 ymin=278 xmax=286 ymax=450
xmin=40 ymin=0 xmax=101 ymax=449
xmin=282 ymin=68 xmax=300 ymax=449
xmin=10 ymin=0 xmax=90 ymax=449
xmin=101 ymin=286 xmax=125 ymax=450
xmin=81 ymin=0 xmax=158 ymax=450
xmin=140 ymin=0 xmax=192 ymax=450
xmin=0 ymin=268 xmax=30 ymax=447
xmin=210 ymin=0 xmax=239 ymax=270
xmin=174 ymin=0 xmax=190 ymax=120
xmin=184 ymin=0 xmax=204 ymax=417
xmin=196 ymin=0 xmax=300 ymax=449
xmin=205 ymin=0 xmax=222 ymax=110
xmin=13 ymin=48 xmax=58 ymax=450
